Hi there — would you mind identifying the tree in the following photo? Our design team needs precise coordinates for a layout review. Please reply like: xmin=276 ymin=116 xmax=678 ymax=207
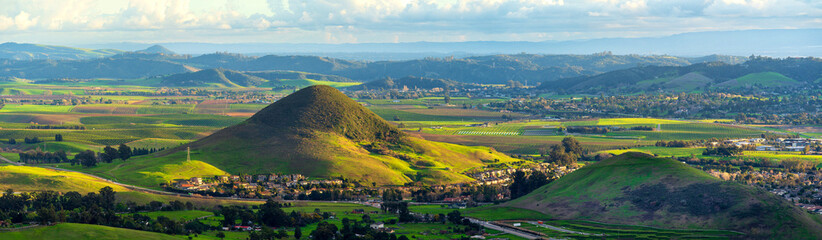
xmin=447 ymin=210 xmax=462 ymax=224
xmin=508 ymin=171 xmax=528 ymax=198
xmin=258 ymin=198 xmax=290 ymax=227
xmin=55 ymin=134 xmax=63 ymax=142
xmin=118 ymin=144 xmax=132 ymax=161
xmin=277 ymin=229 xmax=288 ymax=239
xmin=548 ymin=145 xmax=576 ymax=166
xmin=216 ymin=232 xmax=225 ymax=240
xmin=101 ymin=145 xmax=118 ymax=163
xmin=294 ymin=227 xmax=302 ymax=239
xmin=75 ymin=150 xmax=97 ymax=167
xmin=311 ymin=221 xmax=338 ymax=240
xmin=561 ymin=137 xmax=582 ymax=156
xmin=8 ymin=138 xmax=15 ymax=144
xmin=99 ymin=186 xmax=116 ymax=210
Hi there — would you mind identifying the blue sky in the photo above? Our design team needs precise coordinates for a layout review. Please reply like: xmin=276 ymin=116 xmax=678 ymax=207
xmin=0 ymin=0 xmax=820 ymax=44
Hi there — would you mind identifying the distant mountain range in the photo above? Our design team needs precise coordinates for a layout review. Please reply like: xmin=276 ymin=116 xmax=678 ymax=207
xmin=0 ymin=49 xmax=750 ymax=85
xmin=0 ymin=42 xmax=123 ymax=60
xmin=159 ymin=68 xmax=354 ymax=88
xmin=72 ymin=29 xmax=822 ymax=59
xmin=347 ymin=76 xmax=469 ymax=91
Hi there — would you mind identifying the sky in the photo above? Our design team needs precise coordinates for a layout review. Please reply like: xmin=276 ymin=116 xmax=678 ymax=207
xmin=0 ymin=0 xmax=820 ymax=45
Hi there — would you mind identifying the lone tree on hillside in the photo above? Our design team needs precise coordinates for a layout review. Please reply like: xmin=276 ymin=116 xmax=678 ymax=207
xmin=55 ymin=134 xmax=63 ymax=142
xmin=8 ymin=138 xmax=15 ymax=144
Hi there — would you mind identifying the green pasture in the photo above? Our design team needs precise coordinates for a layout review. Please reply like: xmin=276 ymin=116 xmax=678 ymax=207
xmin=121 ymin=210 xmax=213 ymax=222
xmin=0 ymin=104 xmax=75 ymax=113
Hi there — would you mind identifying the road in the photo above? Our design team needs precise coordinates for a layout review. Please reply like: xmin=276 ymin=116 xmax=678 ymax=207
xmin=0 ymin=154 xmax=21 ymax=166
xmin=529 ymin=221 xmax=603 ymax=236
xmin=466 ymin=217 xmax=543 ymax=239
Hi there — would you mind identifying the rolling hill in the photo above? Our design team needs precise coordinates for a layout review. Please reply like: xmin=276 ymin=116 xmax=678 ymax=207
xmin=0 ymin=42 xmax=123 ymax=60
xmin=0 ymin=223 xmax=179 ymax=240
xmin=160 ymin=68 xmax=265 ymax=87
xmin=155 ymin=85 xmax=516 ymax=185
xmin=159 ymin=68 xmax=356 ymax=88
xmin=348 ymin=76 xmax=470 ymax=90
xmin=539 ymin=57 xmax=822 ymax=93
xmin=136 ymin=45 xmax=176 ymax=55
xmin=0 ymin=165 xmax=128 ymax=193
xmin=504 ymin=152 xmax=822 ymax=239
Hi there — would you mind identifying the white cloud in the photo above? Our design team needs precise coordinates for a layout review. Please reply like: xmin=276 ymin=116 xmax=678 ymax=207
xmin=0 ymin=0 xmax=818 ymax=44
xmin=0 ymin=15 xmax=12 ymax=30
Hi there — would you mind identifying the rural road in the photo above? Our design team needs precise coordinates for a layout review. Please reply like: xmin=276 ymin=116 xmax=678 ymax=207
xmin=529 ymin=221 xmax=602 ymax=236
xmin=0 ymin=154 xmax=21 ymax=166
xmin=466 ymin=217 xmax=544 ymax=240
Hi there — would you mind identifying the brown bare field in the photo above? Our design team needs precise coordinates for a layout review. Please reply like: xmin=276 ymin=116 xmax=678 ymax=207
xmin=223 ymin=112 xmax=255 ymax=117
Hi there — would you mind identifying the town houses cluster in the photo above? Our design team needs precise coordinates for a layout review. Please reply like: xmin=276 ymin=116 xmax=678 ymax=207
xmin=170 ymin=173 xmax=346 ymax=198
xmin=721 ymin=137 xmax=822 ymax=152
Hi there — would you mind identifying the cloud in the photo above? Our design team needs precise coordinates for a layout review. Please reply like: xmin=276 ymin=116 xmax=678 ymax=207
xmin=0 ymin=0 xmax=818 ymax=44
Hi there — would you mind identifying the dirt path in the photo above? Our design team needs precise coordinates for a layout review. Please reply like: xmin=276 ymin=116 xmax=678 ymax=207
xmin=0 ymin=154 xmax=22 ymax=166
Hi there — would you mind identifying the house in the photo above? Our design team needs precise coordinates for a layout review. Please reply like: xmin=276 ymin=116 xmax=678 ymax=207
xmin=218 ymin=175 xmax=229 ymax=183
xmin=370 ymin=222 xmax=384 ymax=229
xmin=190 ymin=177 xmax=203 ymax=185
xmin=244 ymin=175 xmax=254 ymax=182
xmin=233 ymin=225 xmax=253 ymax=231
xmin=352 ymin=209 xmax=365 ymax=214
xmin=257 ymin=175 xmax=268 ymax=182
xmin=756 ymin=145 xmax=778 ymax=151
xmin=231 ymin=175 xmax=240 ymax=181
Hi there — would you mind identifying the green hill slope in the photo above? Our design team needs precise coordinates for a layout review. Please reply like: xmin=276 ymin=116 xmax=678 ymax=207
xmin=0 ymin=165 xmax=128 ymax=193
xmin=0 ymin=42 xmax=123 ymax=60
xmin=349 ymin=76 xmax=469 ymax=90
xmin=160 ymin=68 xmax=264 ymax=87
xmin=505 ymin=152 xmax=822 ymax=239
xmin=166 ymin=85 xmax=516 ymax=185
xmin=715 ymin=72 xmax=798 ymax=89
xmin=0 ymin=223 xmax=179 ymax=240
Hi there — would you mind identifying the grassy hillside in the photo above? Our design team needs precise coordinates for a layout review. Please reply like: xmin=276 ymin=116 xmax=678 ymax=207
xmin=716 ymin=72 xmax=798 ymax=88
xmin=505 ymin=152 xmax=822 ymax=239
xmin=349 ymin=76 xmax=468 ymax=90
xmin=0 ymin=165 xmax=257 ymax=207
xmin=170 ymin=85 xmax=517 ymax=185
xmin=0 ymin=165 xmax=128 ymax=193
xmin=160 ymin=68 xmax=263 ymax=87
xmin=0 ymin=42 xmax=123 ymax=60
xmin=0 ymin=223 xmax=180 ymax=240
xmin=62 ymin=151 xmax=229 ymax=188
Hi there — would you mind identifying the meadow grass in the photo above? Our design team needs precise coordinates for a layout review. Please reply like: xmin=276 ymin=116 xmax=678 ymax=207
xmin=121 ymin=210 xmax=214 ymax=222
xmin=63 ymin=151 xmax=228 ymax=189
xmin=0 ymin=104 xmax=75 ymax=113
xmin=0 ymin=223 xmax=182 ymax=240
xmin=0 ymin=165 xmax=128 ymax=193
